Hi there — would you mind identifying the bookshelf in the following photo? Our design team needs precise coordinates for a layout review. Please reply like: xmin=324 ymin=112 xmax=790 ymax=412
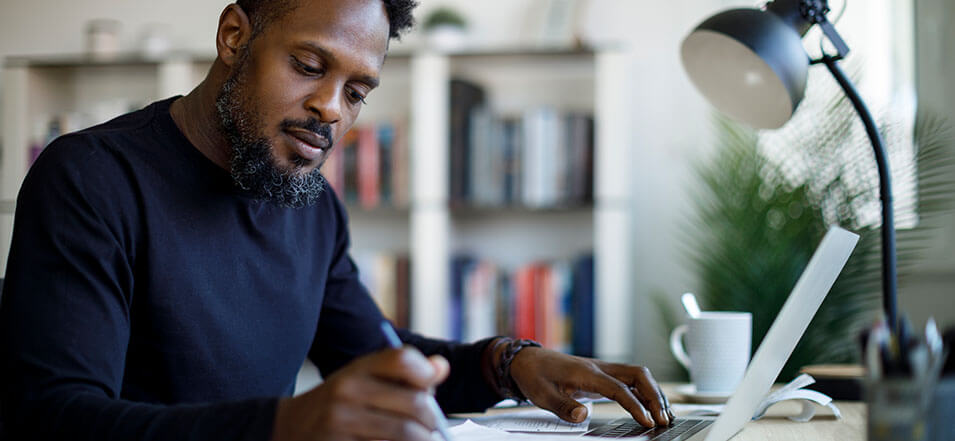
xmin=0 ymin=53 xmax=212 ymax=279
xmin=407 ymin=48 xmax=634 ymax=362
xmin=0 ymin=47 xmax=635 ymax=362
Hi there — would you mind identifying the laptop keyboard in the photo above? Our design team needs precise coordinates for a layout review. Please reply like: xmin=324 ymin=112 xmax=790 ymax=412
xmin=585 ymin=418 xmax=712 ymax=440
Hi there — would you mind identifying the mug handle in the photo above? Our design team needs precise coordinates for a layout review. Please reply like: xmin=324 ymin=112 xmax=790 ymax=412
xmin=669 ymin=324 xmax=691 ymax=369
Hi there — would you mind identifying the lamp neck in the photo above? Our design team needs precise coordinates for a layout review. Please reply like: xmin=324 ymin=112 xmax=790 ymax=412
xmin=766 ymin=0 xmax=830 ymax=36
xmin=768 ymin=0 xmax=851 ymax=59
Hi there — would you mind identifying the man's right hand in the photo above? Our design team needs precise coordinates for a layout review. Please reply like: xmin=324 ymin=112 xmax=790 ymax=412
xmin=271 ymin=348 xmax=450 ymax=441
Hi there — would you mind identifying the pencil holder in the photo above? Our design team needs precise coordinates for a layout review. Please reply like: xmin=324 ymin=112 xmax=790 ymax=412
xmin=865 ymin=377 xmax=936 ymax=441
xmin=927 ymin=378 xmax=955 ymax=441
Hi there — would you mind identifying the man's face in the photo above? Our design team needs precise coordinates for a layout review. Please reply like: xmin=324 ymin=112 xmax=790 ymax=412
xmin=216 ymin=0 xmax=390 ymax=207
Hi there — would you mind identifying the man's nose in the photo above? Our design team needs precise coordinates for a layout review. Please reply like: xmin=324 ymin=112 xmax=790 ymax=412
xmin=304 ymin=84 xmax=343 ymax=125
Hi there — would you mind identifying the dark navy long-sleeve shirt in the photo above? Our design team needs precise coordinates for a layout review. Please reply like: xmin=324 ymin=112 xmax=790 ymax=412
xmin=0 ymin=97 xmax=501 ymax=440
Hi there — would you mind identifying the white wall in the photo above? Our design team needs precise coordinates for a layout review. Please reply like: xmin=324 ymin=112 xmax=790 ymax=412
xmin=907 ymin=0 xmax=955 ymax=329
xmin=0 ymin=0 xmax=223 ymax=57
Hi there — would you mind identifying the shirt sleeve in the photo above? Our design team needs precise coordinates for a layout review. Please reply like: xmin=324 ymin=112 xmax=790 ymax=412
xmin=307 ymin=191 xmax=504 ymax=413
xmin=0 ymin=136 xmax=276 ymax=441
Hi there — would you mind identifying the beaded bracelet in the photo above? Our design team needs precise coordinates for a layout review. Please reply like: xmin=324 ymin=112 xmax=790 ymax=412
xmin=494 ymin=338 xmax=542 ymax=402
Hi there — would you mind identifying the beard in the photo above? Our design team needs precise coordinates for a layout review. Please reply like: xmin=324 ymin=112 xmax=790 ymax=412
xmin=214 ymin=50 xmax=329 ymax=209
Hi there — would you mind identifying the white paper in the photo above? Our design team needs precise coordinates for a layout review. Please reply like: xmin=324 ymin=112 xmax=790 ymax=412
xmin=472 ymin=403 xmax=592 ymax=432
xmin=751 ymin=377 xmax=841 ymax=423
xmin=445 ymin=420 xmax=635 ymax=441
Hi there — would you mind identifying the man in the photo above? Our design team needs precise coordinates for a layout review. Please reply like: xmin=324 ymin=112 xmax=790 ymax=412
xmin=0 ymin=0 xmax=673 ymax=440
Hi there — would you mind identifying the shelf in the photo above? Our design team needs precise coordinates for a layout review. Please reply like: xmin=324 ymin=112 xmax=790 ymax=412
xmin=387 ymin=44 xmax=600 ymax=60
xmin=3 ymin=46 xmax=598 ymax=69
xmin=449 ymin=203 xmax=594 ymax=216
xmin=344 ymin=205 xmax=411 ymax=216
xmin=4 ymin=51 xmax=214 ymax=68
xmin=345 ymin=203 xmax=597 ymax=217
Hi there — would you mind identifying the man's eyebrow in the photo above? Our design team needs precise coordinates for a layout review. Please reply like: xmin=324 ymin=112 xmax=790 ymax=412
xmin=299 ymin=41 xmax=380 ymax=89
xmin=360 ymin=75 xmax=381 ymax=89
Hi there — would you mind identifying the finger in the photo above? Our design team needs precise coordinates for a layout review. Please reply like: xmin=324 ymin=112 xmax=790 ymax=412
xmin=533 ymin=383 xmax=590 ymax=423
xmin=353 ymin=377 xmax=440 ymax=431
xmin=629 ymin=384 xmax=669 ymax=426
xmin=344 ymin=406 xmax=434 ymax=441
xmin=428 ymin=354 xmax=450 ymax=384
xmin=663 ymin=392 xmax=676 ymax=422
xmin=586 ymin=372 xmax=655 ymax=427
xmin=630 ymin=367 xmax=670 ymax=426
xmin=362 ymin=348 xmax=441 ymax=389
xmin=604 ymin=364 xmax=670 ymax=426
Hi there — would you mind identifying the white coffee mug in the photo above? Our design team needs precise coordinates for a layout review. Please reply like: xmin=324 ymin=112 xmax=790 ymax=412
xmin=669 ymin=311 xmax=752 ymax=393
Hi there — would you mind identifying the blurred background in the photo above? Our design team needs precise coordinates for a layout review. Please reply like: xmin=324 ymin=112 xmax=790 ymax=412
xmin=0 ymin=0 xmax=952 ymax=383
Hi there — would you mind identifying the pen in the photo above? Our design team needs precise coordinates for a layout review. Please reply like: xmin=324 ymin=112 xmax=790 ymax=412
xmin=380 ymin=321 xmax=455 ymax=441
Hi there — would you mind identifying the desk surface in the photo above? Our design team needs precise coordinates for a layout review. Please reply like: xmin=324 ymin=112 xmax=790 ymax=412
xmin=455 ymin=384 xmax=865 ymax=440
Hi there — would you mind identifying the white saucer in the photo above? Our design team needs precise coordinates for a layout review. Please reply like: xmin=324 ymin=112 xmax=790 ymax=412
xmin=672 ymin=384 xmax=734 ymax=404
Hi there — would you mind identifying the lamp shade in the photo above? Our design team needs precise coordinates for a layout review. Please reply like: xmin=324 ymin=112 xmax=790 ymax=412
xmin=681 ymin=8 xmax=809 ymax=129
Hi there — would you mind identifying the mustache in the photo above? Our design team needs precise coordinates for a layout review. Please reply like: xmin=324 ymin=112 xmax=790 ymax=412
xmin=280 ymin=118 xmax=333 ymax=145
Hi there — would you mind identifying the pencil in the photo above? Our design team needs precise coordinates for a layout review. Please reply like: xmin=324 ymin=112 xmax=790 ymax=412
xmin=379 ymin=321 xmax=455 ymax=441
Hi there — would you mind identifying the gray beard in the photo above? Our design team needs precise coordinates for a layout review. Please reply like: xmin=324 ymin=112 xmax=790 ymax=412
xmin=214 ymin=60 xmax=326 ymax=209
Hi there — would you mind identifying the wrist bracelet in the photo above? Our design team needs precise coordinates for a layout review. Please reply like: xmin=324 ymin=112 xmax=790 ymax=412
xmin=495 ymin=338 xmax=542 ymax=402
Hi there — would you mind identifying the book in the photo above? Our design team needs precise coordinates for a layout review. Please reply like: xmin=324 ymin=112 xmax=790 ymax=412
xmin=463 ymin=260 xmax=498 ymax=343
xmin=513 ymin=265 xmax=538 ymax=341
xmin=500 ymin=117 xmax=523 ymax=206
xmin=572 ymin=255 xmax=595 ymax=357
xmin=394 ymin=255 xmax=411 ymax=329
xmin=322 ymin=132 xmax=347 ymax=197
xmin=391 ymin=120 xmax=410 ymax=208
xmin=566 ymin=113 xmax=594 ymax=204
xmin=341 ymin=130 xmax=360 ymax=204
xmin=450 ymin=256 xmax=476 ymax=342
xmin=378 ymin=123 xmax=395 ymax=205
xmin=352 ymin=252 xmax=412 ymax=329
xmin=357 ymin=126 xmax=380 ymax=209
xmin=373 ymin=254 xmax=397 ymax=322
xmin=469 ymin=106 xmax=500 ymax=207
xmin=450 ymin=79 xmax=487 ymax=205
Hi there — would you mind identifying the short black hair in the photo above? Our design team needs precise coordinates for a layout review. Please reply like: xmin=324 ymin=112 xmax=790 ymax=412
xmin=235 ymin=0 xmax=418 ymax=40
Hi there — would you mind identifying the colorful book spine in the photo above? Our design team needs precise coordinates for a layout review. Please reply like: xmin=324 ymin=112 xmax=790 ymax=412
xmin=391 ymin=121 xmax=410 ymax=207
xmin=322 ymin=133 xmax=347 ymax=197
xmin=450 ymin=255 xmax=594 ymax=354
xmin=357 ymin=126 xmax=380 ymax=209
xmin=448 ymin=99 xmax=594 ymax=208
xmin=330 ymin=119 xmax=409 ymax=209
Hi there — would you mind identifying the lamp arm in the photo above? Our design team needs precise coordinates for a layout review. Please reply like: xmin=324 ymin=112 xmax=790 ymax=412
xmin=817 ymin=18 xmax=850 ymax=58
xmin=820 ymin=56 xmax=899 ymax=333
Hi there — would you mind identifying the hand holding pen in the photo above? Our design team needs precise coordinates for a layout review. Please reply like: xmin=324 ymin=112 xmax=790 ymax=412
xmin=381 ymin=321 xmax=456 ymax=441
xmin=270 ymin=323 xmax=451 ymax=441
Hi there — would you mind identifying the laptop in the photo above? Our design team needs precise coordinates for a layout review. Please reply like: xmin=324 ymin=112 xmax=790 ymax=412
xmin=583 ymin=226 xmax=859 ymax=441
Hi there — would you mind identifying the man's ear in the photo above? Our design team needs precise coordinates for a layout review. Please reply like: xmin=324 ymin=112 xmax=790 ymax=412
xmin=216 ymin=4 xmax=253 ymax=68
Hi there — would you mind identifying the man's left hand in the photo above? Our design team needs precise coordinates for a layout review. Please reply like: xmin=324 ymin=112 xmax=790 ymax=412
xmin=509 ymin=347 xmax=673 ymax=427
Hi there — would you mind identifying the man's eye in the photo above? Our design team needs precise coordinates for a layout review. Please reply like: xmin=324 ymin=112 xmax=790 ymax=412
xmin=291 ymin=57 xmax=324 ymax=76
xmin=347 ymin=89 xmax=368 ymax=105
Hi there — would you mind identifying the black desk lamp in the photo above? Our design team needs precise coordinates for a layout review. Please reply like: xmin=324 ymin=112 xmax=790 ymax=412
xmin=680 ymin=0 xmax=899 ymax=332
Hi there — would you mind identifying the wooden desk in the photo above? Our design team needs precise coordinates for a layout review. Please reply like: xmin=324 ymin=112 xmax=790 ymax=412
xmin=455 ymin=386 xmax=866 ymax=440
xmin=588 ymin=400 xmax=864 ymax=440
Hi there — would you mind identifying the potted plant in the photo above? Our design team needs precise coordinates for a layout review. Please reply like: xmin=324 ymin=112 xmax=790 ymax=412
xmin=423 ymin=7 xmax=468 ymax=50
xmin=677 ymin=71 xmax=955 ymax=382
